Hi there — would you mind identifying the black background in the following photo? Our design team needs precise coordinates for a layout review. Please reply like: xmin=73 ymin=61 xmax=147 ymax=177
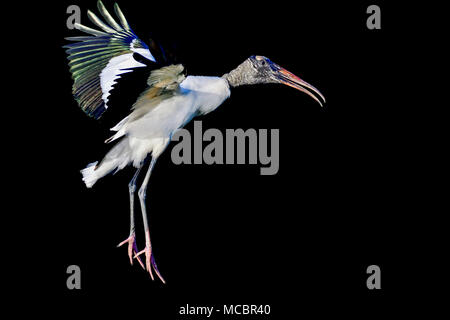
xmin=9 ymin=0 xmax=446 ymax=317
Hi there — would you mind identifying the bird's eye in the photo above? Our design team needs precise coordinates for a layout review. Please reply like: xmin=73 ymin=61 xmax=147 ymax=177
xmin=261 ymin=60 xmax=266 ymax=65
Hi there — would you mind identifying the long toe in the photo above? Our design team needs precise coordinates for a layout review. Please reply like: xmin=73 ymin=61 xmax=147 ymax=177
xmin=132 ymin=242 xmax=145 ymax=270
xmin=151 ymin=255 xmax=166 ymax=284
xmin=118 ymin=235 xmax=145 ymax=268
xmin=145 ymin=250 xmax=155 ymax=280
xmin=117 ymin=236 xmax=133 ymax=265
xmin=127 ymin=241 xmax=134 ymax=265
xmin=134 ymin=247 xmax=154 ymax=278
xmin=117 ymin=237 xmax=131 ymax=248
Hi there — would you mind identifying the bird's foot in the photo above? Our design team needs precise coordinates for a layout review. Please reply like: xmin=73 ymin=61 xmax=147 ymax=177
xmin=117 ymin=233 xmax=145 ymax=270
xmin=134 ymin=238 xmax=165 ymax=283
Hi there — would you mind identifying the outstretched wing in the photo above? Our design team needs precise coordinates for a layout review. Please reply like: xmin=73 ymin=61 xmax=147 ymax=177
xmin=106 ymin=64 xmax=186 ymax=143
xmin=64 ymin=1 xmax=157 ymax=119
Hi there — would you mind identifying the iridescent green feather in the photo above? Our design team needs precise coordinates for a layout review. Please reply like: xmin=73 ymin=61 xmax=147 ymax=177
xmin=64 ymin=1 xmax=152 ymax=119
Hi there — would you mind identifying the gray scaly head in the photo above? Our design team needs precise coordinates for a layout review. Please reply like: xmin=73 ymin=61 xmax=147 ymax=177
xmin=223 ymin=55 xmax=326 ymax=106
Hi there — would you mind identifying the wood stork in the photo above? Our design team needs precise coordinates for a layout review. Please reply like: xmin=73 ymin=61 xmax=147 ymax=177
xmin=64 ymin=1 xmax=326 ymax=283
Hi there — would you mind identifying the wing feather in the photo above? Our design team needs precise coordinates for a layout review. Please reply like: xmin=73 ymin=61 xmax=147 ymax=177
xmin=73 ymin=23 xmax=108 ymax=37
xmin=87 ymin=10 xmax=117 ymax=34
xmin=97 ymin=1 xmax=122 ymax=31
xmin=113 ymin=3 xmax=131 ymax=31
xmin=64 ymin=1 xmax=156 ymax=119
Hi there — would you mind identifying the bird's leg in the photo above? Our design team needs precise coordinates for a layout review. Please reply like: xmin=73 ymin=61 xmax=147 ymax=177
xmin=134 ymin=156 xmax=165 ymax=283
xmin=118 ymin=167 xmax=145 ymax=270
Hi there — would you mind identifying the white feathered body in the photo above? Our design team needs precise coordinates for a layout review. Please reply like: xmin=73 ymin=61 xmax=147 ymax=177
xmin=81 ymin=76 xmax=230 ymax=188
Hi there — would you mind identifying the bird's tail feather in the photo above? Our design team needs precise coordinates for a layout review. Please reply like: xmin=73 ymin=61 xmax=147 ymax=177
xmin=81 ymin=139 xmax=131 ymax=188
xmin=81 ymin=162 xmax=99 ymax=188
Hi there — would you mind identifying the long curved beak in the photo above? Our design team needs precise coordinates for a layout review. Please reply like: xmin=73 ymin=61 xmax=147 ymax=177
xmin=274 ymin=66 xmax=326 ymax=107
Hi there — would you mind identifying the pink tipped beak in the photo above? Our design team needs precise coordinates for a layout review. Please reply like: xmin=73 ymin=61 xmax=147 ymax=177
xmin=276 ymin=67 xmax=326 ymax=107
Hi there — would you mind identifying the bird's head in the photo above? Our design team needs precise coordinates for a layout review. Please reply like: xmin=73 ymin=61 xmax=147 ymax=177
xmin=224 ymin=55 xmax=325 ymax=106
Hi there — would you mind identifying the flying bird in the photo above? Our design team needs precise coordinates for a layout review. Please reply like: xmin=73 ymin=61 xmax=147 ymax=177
xmin=64 ymin=1 xmax=326 ymax=283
